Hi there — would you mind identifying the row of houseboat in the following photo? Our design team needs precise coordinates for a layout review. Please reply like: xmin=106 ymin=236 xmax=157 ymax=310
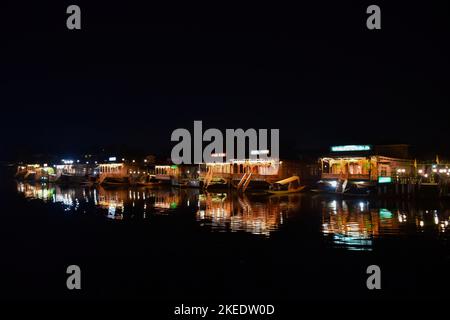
xmin=14 ymin=144 xmax=450 ymax=196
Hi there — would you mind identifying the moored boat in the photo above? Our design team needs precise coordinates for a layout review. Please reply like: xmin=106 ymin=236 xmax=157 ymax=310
xmin=268 ymin=176 xmax=305 ymax=194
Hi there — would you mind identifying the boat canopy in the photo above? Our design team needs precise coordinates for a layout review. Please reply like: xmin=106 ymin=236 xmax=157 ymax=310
xmin=275 ymin=175 xmax=300 ymax=185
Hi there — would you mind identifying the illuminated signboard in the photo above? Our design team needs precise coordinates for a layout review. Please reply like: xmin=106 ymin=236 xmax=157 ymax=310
xmin=378 ymin=176 xmax=392 ymax=184
xmin=331 ymin=145 xmax=371 ymax=152
xmin=379 ymin=208 xmax=393 ymax=219
xmin=108 ymin=157 xmax=117 ymax=162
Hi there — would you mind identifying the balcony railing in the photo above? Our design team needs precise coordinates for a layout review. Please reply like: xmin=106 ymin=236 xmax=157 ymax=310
xmin=322 ymin=173 xmax=371 ymax=180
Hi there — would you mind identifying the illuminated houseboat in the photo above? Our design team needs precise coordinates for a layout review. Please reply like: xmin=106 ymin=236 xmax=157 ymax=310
xmin=16 ymin=164 xmax=57 ymax=182
xmin=154 ymin=165 xmax=180 ymax=186
xmin=54 ymin=161 xmax=97 ymax=184
xmin=200 ymin=158 xmax=303 ymax=192
xmin=318 ymin=144 xmax=414 ymax=195
xmin=98 ymin=162 xmax=132 ymax=185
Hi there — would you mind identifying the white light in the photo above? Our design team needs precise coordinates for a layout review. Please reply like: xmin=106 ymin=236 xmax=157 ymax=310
xmin=433 ymin=169 xmax=437 ymax=172
xmin=418 ymin=169 xmax=423 ymax=174
xmin=122 ymin=158 xmax=125 ymax=161
xmin=424 ymin=174 xmax=428 ymax=178
xmin=211 ymin=153 xmax=226 ymax=158
xmin=329 ymin=180 xmax=337 ymax=187
xmin=109 ymin=157 xmax=117 ymax=162
xmin=250 ymin=150 xmax=269 ymax=155
xmin=419 ymin=220 xmax=424 ymax=227
xmin=331 ymin=145 xmax=371 ymax=152
xmin=132 ymin=160 xmax=136 ymax=163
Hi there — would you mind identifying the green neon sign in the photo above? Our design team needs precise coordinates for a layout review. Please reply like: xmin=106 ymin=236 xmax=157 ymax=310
xmin=378 ymin=176 xmax=392 ymax=184
xmin=379 ymin=208 xmax=393 ymax=219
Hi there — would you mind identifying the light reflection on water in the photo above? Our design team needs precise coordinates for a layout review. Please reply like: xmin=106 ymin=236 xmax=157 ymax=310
xmin=320 ymin=198 xmax=450 ymax=251
xmin=16 ymin=182 xmax=450 ymax=248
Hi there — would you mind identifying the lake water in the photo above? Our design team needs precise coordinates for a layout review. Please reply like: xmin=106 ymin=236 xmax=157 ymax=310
xmin=1 ymin=175 xmax=449 ymax=301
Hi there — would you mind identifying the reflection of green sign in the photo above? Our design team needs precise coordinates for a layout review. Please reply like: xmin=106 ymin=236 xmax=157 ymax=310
xmin=170 ymin=202 xmax=178 ymax=209
xmin=378 ymin=176 xmax=392 ymax=183
xmin=331 ymin=145 xmax=371 ymax=152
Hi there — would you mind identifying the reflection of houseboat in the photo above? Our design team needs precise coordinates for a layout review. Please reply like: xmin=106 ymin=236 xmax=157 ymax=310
xmin=200 ymin=159 xmax=302 ymax=192
xmin=197 ymin=192 xmax=301 ymax=236
xmin=317 ymin=144 xmax=414 ymax=196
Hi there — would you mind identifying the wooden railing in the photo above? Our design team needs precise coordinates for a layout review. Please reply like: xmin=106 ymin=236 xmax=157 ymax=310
xmin=322 ymin=173 xmax=370 ymax=180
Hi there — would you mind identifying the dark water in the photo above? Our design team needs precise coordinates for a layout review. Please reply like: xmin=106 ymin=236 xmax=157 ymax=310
xmin=1 ymin=173 xmax=450 ymax=301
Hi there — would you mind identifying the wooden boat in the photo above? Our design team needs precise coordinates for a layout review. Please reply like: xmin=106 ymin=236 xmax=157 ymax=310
xmin=268 ymin=176 xmax=305 ymax=194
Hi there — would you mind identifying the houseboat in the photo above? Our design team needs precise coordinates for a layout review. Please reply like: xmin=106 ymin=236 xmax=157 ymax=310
xmin=317 ymin=144 xmax=414 ymax=196
xmin=98 ymin=162 xmax=132 ymax=185
xmin=199 ymin=158 xmax=304 ymax=192
xmin=16 ymin=164 xmax=57 ymax=182
xmin=154 ymin=165 xmax=181 ymax=186
xmin=54 ymin=163 xmax=96 ymax=185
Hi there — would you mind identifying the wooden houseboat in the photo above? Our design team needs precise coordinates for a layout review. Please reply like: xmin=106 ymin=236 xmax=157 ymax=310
xmin=317 ymin=144 xmax=414 ymax=195
xmin=98 ymin=162 xmax=132 ymax=185
xmin=199 ymin=158 xmax=303 ymax=192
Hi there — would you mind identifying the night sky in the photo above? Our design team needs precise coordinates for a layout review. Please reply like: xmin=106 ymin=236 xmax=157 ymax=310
xmin=2 ymin=1 xmax=449 ymax=160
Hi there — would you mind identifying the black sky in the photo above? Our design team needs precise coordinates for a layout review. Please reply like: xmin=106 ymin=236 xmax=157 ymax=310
xmin=2 ymin=1 xmax=449 ymax=160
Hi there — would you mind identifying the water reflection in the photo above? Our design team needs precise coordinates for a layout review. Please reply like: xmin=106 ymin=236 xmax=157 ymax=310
xmin=16 ymin=182 xmax=450 ymax=244
xmin=197 ymin=193 xmax=301 ymax=236
xmin=16 ymin=182 xmax=297 ymax=236
xmin=321 ymin=198 xmax=450 ymax=251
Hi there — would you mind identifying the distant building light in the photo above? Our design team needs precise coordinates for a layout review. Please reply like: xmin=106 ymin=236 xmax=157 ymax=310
xmin=331 ymin=145 xmax=371 ymax=152
xmin=211 ymin=153 xmax=226 ymax=158
xmin=250 ymin=150 xmax=270 ymax=155
xmin=109 ymin=157 xmax=117 ymax=162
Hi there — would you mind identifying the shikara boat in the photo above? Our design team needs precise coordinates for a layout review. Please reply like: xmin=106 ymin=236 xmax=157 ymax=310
xmin=268 ymin=176 xmax=305 ymax=194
